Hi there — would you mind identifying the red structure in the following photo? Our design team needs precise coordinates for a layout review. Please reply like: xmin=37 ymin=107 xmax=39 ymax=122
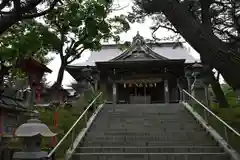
xmin=16 ymin=57 xmax=57 ymax=147
xmin=16 ymin=57 xmax=52 ymax=104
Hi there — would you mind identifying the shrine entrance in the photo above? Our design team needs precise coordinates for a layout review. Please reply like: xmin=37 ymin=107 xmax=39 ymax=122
xmin=117 ymin=79 xmax=165 ymax=104
xmin=96 ymin=59 xmax=185 ymax=104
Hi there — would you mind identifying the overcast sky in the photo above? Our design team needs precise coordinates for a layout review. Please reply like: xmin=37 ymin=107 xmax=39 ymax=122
xmin=46 ymin=0 xmax=200 ymax=88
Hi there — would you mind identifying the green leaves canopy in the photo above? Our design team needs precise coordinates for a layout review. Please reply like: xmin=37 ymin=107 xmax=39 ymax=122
xmin=0 ymin=20 xmax=54 ymax=83
xmin=0 ymin=20 xmax=53 ymax=65
xmin=44 ymin=0 xmax=130 ymax=56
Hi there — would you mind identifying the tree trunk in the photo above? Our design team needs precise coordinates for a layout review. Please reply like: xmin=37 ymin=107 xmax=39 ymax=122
xmin=0 ymin=0 xmax=45 ymax=35
xmin=55 ymin=64 xmax=65 ymax=89
xmin=209 ymin=72 xmax=229 ymax=108
xmin=0 ymin=15 xmax=19 ymax=35
xmin=145 ymin=1 xmax=240 ymax=89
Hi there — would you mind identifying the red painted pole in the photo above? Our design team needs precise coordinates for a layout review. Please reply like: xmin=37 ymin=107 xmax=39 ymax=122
xmin=36 ymin=85 xmax=41 ymax=104
xmin=52 ymin=110 xmax=58 ymax=147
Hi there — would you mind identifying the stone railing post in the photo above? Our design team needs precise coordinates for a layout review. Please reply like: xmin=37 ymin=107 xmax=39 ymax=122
xmin=191 ymin=63 xmax=208 ymax=106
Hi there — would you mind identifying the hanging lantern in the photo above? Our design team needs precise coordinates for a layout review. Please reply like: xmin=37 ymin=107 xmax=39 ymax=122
xmin=145 ymin=84 xmax=148 ymax=88
xmin=154 ymin=83 xmax=157 ymax=87
xmin=139 ymin=83 xmax=143 ymax=87
xmin=149 ymin=84 xmax=153 ymax=88
xmin=124 ymin=84 xmax=126 ymax=88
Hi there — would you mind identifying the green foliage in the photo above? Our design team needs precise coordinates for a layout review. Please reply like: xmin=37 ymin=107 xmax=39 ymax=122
xmin=1 ymin=0 xmax=130 ymax=87
xmin=43 ymin=0 xmax=130 ymax=60
xmin=37 ymin=90 xmax=102 ymax=158
xmin=35 ymin=0 xmax=130 ymax=86
xmin=0 ymin=21 xmax=50 ymax=63
xmin=0 ymin=20 xmax=53 ymax=84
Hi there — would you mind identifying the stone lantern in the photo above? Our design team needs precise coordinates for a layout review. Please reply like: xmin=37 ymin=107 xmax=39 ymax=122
xmin=82 ymin=66 xmax=95 ymax=93
xmin=184 ymin=68 xmax=194 ymax=94
xmin=191 ymin=63 xmax=207 ymax=105
xmin=13 ymin=111 xmax=56 ymax=160
xmin=82 ymin=65 xmax=93 ymax=84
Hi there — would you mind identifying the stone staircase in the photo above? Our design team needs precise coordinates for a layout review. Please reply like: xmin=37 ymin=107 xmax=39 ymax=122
xmin=70 ymin=104 xmax=231 ymax=160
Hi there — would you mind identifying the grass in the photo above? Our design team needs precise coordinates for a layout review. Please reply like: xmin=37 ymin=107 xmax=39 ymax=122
xmin=211 ymin=107 xmax=240 ymax=153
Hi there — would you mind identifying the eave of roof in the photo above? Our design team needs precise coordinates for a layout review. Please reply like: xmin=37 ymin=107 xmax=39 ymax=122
xmin=96 ymin=59 xmax=186 ymax=65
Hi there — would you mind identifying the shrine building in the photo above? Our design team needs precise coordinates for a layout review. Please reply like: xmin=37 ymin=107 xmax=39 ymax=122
xmin=66 ymin=33 xmax=196 ymax=104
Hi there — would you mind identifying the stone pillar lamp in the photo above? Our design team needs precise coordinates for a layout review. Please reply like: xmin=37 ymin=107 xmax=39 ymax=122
xmin=13 ymin=111 xmax=56 ymax=160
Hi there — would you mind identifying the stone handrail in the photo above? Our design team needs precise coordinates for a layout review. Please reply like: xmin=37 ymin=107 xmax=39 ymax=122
xmin=182 ymin=89 xmax=240 ymax=136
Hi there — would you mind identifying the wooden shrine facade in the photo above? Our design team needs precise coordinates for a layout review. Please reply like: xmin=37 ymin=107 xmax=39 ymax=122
xmin=96 ymin=60 xmax=185 ymax=104
xmin=66 ymin=32 xmax=196 ymax=104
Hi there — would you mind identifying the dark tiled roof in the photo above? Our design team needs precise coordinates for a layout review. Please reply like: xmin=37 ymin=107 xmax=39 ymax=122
xmin=69 ymin=33 xmax=196 ymax=67
xmin=0 ymin=90 xmax=27 ymax=112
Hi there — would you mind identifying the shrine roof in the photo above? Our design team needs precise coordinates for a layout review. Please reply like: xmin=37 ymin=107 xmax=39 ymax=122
xmin=68 ymin=33 xmax=196 ymax=68
xmin=0 ymin=91 xmax=28 ymax=112
xmin=16 ymin=57 xmax=52 ymax=73
xmin=95 ymin=59 xmax=186 ymax=68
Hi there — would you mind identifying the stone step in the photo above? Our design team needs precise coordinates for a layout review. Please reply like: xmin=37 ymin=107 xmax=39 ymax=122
xmin=76 ymin=146 xmax=224 ymax=153
xmin=87 ymin=129 xmax=206 ymax=134
xmin=81 ymin=136 xmax=215 ymax=142
xmin=88 ymin=126 xmax=205 ymax=132
xmin=90 ymin=119 xmax=198 ymax=123
xmin=80 ymin=140 xmax=218 ymax=147
xmin=74 ymin=104 xmax=230 ymax=160
xmin=100 ymin=112 xmax=191 ymax=115
xmin=71 ymin=152 xmax=230 ymax=160
xmin=83 ymin=132 xmax=214 ymax=140
xmin=85 ymin=130 xmax=209 ymax=135
xmin=85 ymin=130 xmax=210 ymax=137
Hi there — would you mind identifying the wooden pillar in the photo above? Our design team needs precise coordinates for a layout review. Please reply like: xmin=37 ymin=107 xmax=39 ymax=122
xmin=113 ymin=83 xmax=117 ymax=104
xmin=204 ymin=84 xmax=210 ymax=107
xmin=164 ymin=79 xmax=169 ymax=103
xmin=144 ymin=86 xmax=146 ymax=104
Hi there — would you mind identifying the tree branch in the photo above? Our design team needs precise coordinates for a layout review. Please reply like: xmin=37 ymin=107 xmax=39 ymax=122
xmin=19 ymin=0 xmax=42 ymax=14
xmin=0 ymin=0 xmax=10 ymax=10
xmin=59 ymin=30 xmax=65 ymax=62
xmin=151 ymin=23 xmax=179 ymax=41
xmin=200 ymin=0 xmax=212 ymax=27
xmin=67 ymin=48 xmax=86 ymax=64
xmin=13 ymin=0 xmax=21 ymax=13
xmin=22 ymin=0 xmax=60 ymax=19
xmin=64 ymin=38 xmax=76 ymax=60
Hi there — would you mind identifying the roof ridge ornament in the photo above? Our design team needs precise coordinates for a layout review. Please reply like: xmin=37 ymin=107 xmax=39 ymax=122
xmin=133 ymin=31 xmax=145 ymax=45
